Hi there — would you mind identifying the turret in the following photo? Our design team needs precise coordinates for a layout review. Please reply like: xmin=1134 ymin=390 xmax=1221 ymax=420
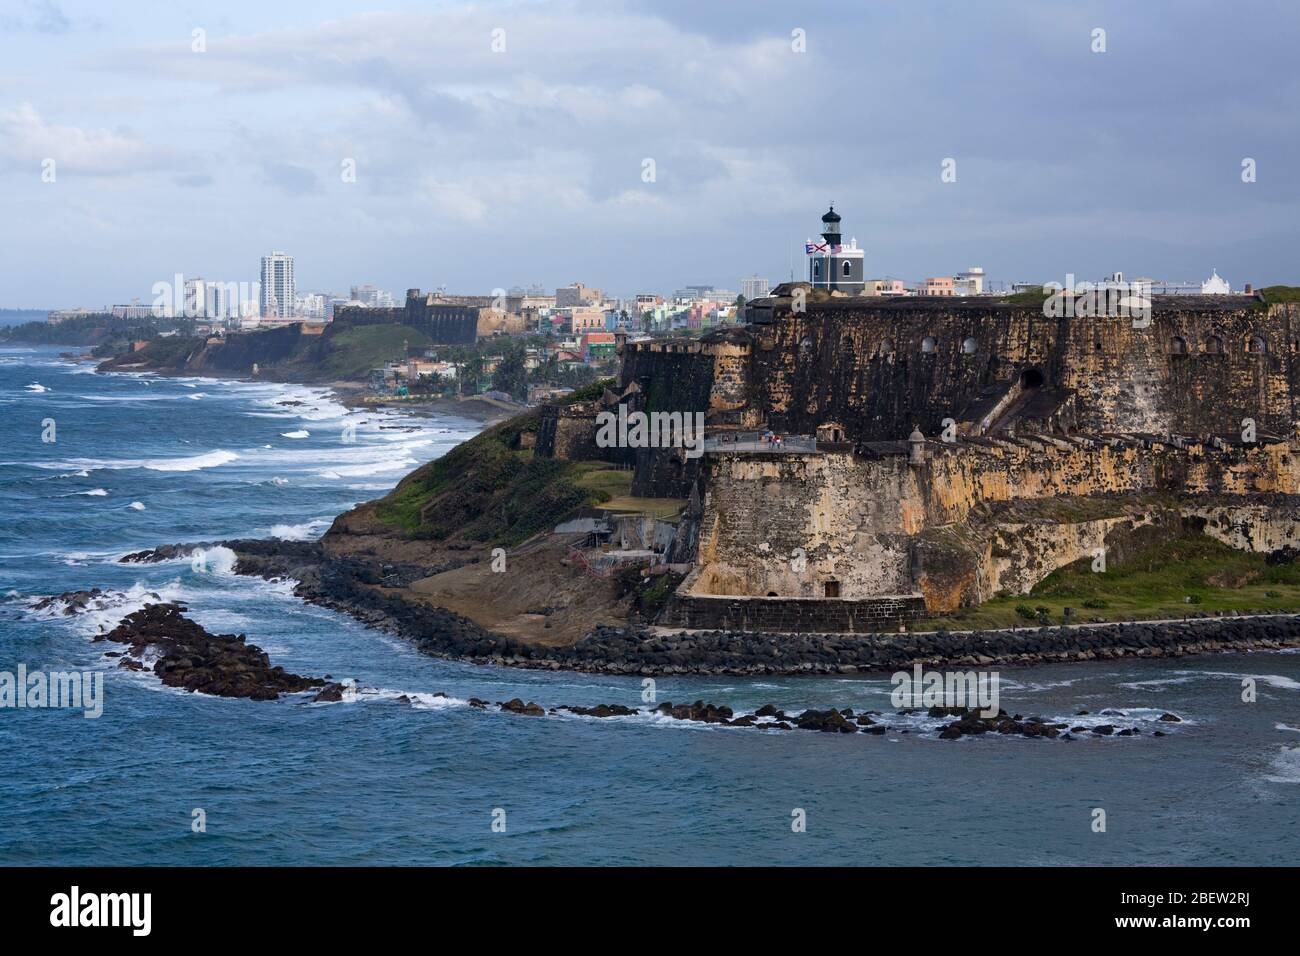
xmin=820 ymin=205 xmax=842 ymax=248
xmin=908 ymin=426 xmax=926 ymax=466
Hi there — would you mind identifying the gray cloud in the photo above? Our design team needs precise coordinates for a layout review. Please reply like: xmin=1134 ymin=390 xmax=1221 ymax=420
xmin=6 ymin=0 xmax=1300 ymax=305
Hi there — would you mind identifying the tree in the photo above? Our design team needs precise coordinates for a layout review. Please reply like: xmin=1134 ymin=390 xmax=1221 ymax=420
xmin=459 ymin=354 xmax=485 ymax=395
xmin=492 ymin=342 xmax=528 ymax=401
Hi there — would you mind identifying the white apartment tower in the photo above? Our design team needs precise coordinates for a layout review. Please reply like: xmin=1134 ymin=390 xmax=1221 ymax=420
xmin=741 ymin=275 xmax=770 ymax=300
xmin=260 ymin=252 xmax=296 ymax=319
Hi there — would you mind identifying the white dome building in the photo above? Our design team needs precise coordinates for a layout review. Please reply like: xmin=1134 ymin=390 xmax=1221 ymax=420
xmin=1201 ymin=269 xmax=1230 ymax=295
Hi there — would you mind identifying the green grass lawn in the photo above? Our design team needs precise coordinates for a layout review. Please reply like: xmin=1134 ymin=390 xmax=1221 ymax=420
xmin=921 ymin=532 xmax=1300 ymax=631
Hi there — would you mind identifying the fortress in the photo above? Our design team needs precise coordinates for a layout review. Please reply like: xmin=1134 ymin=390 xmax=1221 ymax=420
xmin=538 ymin=209 xmax=1300 ymax=632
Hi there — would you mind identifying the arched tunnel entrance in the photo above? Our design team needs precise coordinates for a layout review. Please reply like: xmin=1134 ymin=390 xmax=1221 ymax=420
xmin=1019 ymin=367 xmax=1045 ymax=390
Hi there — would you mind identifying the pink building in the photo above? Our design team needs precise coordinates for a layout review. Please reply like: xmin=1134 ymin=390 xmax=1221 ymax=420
xmin=570 ymin=306 xmax=606 ymax=332
xmin=917 ymin=277 xmax=955 ymax=296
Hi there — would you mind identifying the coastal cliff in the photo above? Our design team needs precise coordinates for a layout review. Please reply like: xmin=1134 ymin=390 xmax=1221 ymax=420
xmin=96 ymin=320 xmax=436 ymax=384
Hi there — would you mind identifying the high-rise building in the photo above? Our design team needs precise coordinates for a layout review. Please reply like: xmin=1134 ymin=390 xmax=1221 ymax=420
xmin=183 ymin=277 xmax=240 ymax=320
xmin=260 ymin=252 xmax=296 ymax=319
xmin=741 ymin=276 xmax=770 ymax=300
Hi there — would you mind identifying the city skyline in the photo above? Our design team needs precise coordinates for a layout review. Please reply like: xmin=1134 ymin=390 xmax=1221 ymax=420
xmin=2 ymin=0 xmax=1298 ymax=307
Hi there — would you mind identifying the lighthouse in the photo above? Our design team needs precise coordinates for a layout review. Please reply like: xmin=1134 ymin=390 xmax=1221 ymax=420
xmin=806 ymin=205 xmax=866 ymax=293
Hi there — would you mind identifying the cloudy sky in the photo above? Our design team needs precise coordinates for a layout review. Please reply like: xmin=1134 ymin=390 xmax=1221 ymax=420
xmin=1 ymin=0 xmax=1298 ymax=307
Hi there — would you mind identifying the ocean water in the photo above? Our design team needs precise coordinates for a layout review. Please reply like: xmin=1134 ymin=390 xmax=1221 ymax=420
xmin=0 ymin=345 xmax=1297 ymax=866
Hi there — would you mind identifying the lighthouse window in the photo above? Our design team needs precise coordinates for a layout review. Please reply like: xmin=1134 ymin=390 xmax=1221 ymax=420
xmin=1169 ymin=336 xmax=1187 ymax=355
xmin=1204 ymin=335 xmax=1224 ymax=354
xmin=962 ymin=337 xmax=977 ymax=354
xmin=842 ymin=261 xmax=852 ymax=277
xmin=1247 ymin=335 xmax=1267 ymax=354
xmin=921 ymin=336 xmax=937 ymax=354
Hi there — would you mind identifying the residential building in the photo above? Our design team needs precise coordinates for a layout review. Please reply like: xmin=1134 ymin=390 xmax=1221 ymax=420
xmin=556 ymin=282 xmax=602 ymax=307
xmin=865 ymin=279 xmax=909 ymax=296
xmin=741 ymin=276 xmax=770 ymax=300
xmin=580 ymin=331 xmax=618 ymax=362
xmin=569 ymin=306 xmax=606 ymax=332
xmin=916 ymin=276 xmax=955 ymax=297
xmin=953 ymin=267 xmax=986 ymax=295
xmin=260 ymin=251 xmax=296 ymax=319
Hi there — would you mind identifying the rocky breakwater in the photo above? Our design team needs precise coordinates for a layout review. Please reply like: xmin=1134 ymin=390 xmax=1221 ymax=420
xmin=532 ymin=616 xmax=1300 ymax=675
xmin=98 ymin=602 xmax=327 ymax=701
xmin=418 ymin=696 xmax=1180 ymax=742
xmin=123 ymin=538 xmax=1300 ymax=676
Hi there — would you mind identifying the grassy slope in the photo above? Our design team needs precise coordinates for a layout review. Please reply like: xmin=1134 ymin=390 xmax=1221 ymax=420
xmin=373 ymin=412 xmax=631 ymax=547
xmin=110 ymin=335 xmax=205 ymax=368
xmin=923 ymin=531 xmax=1300 ymax=631
xmin=1258 ymin=285 xmax=1300 ymax=305
xmin=308 ymin=323 xmax=432 ymax=380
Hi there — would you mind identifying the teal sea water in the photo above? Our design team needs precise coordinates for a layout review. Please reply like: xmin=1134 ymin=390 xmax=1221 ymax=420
xmin=0 ymin=345 xmax=1297 ymax=865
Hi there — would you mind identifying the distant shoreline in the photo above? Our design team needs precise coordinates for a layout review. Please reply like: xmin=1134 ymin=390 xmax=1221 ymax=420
xmin=61 ymin=347 xmax=517 ymax=426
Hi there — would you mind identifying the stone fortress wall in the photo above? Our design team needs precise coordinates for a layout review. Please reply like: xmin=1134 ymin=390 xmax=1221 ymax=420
xmin=547 ymin=288 xmax=1300 ymax=630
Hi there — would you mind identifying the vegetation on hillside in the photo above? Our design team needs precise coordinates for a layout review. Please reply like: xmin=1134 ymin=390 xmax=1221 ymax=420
xmin=561 ymin=377 xmax=617 ymax=403
xmin=374 ymin=412 xmax=627 ymax=546
xmin=998 ymin=286 xmax=1052 ymax=306
xmin=1257 ymin=285 xmax=1300 ymax=305
xmin=922 ymin=525 xmax=1300 ymax=631
xmin=120 ymin=334 xmax=206 ymax=368
xmin=310 ymin=323 xmax=432 ymax=380
xmin=0 ymin=313 xmax=191 ymax=349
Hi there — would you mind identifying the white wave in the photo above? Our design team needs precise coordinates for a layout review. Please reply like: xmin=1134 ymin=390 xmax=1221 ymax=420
xmin=65 ymin=488 xmax=108 ymax=497
xmin=269 ymin=519 xmax=331 ymax=541
xmin=128 ymin=501 xmax=145 ymax=511
xmin=25 ymin=579 xmax=187 ymax=638
xmin=78 ymin=393 xmax=187 ymax=402
xmin=187 ymin=545 xmax=237 ymax=575
xmin=47 ymin=449 xmax=240 ymax=474
xmin=1180 ymin=670 xmax=1300 ymax=692
xmin=319 ymin=457 xmax=417 ymax=479
xmin=342 ymin=686 xmax=469 ymax=710
xmin=1265 ymin=746 xmax=1300 ymax=784
xmin=146 ymin=449 xmax=238 ymax=472
xmin=280 ymin=430 xmax=310 ymax=439
xmin=1118 ymin=676 xmax=1198 ymax=691
xmin=24 ymin=382 xmax=47 ymax=392
xmin=1277 ymin=723 xmax=1300 ymax=734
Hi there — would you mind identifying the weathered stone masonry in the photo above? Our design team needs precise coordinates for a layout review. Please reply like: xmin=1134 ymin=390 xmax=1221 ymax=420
xmin=570 ymin=290 xmax=1300 ymax=629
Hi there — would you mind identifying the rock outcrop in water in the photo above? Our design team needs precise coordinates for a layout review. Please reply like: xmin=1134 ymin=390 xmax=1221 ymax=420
xmin=97 ymin=602 xmax=325 ymax=700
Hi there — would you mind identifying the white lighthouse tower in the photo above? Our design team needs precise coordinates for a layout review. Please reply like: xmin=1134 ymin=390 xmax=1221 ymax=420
xmin=806 ymin=205 xmax=866 ymax=293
